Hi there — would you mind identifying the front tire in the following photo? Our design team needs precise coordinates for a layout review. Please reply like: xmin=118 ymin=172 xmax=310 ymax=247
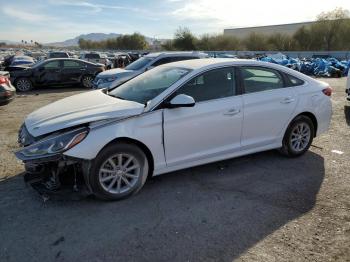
xmin=15 ymin=78 xmax=33 ymax=92
xmin=81 ymin=75 xmax=94 ymax=88
xmin=279 ymin=115 xmax=314 ymax=157
xmin=89 ymin=142 xmax=149 ymax=200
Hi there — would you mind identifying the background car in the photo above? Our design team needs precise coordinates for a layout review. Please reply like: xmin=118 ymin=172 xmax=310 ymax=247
xmin=80 ymin=52 xmax=111 ymax=69
xmin=2 ymin=55 xmax=35 ymax=72
xmin=0 ymin=71 xmax=16 ymax=106
xmin=93 ymin=51 xmax=208 ymax=89
xmin=48 ymin=52 xmax=70 ymax=59
xmin=10 ymin=58 xmax=105 ymax=91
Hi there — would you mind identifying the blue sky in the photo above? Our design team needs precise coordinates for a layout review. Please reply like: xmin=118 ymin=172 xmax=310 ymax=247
xmin=1 ymin=0 xmax=349 ymax=43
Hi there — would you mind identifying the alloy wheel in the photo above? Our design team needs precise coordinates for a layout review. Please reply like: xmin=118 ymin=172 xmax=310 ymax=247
xmin=82 ymin=76 xmax=94 ymax=88
xmin=16 ymin=79 xmax=31 ymax=92
xmin=98 ymin=153 xmax=141 ymax=194
xmin=290 ymin=122 xmax=311 ymax=152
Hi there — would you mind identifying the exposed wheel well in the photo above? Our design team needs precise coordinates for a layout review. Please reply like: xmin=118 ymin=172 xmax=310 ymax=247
xmin=101 ymin=137 xmax=154 ymax=178
xmin=295 ymin=112 xmax=318 ymax=137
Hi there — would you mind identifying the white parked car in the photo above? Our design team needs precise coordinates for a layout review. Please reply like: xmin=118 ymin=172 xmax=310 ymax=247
xmin=15 ymin=59 xmax=332 ymax=200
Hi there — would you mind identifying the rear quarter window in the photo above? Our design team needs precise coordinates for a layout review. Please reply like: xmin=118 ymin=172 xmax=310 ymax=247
xmin=285 ymin=74 xmax=305 ymax=86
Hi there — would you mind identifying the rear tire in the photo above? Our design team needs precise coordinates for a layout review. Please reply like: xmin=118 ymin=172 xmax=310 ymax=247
xmin=279 ymin=115 xmax=314 ymax=157
xmin=14 ymin=78 xmax=33 ymax=92
xmin=89 ymin=142 xmax=149 ymax=200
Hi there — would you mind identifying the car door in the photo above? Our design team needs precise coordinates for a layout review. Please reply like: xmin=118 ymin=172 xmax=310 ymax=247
xmin=35 ymin=60 xmax=62 ymax=86
xmin=163 ymin=67 xmax=243 ymax=166
xmin=61 ymin=60 xmax=84 ymax=84
xmin=239 ymin=66 xmax=297 ymax=150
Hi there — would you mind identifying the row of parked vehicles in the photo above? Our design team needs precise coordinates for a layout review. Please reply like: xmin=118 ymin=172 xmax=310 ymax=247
xmin=1 ymin=52 xmax=207 ymax=92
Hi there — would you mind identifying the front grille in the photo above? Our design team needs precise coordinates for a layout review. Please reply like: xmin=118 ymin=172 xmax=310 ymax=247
xmin=18 ymin=124 xmax=35 ymax=147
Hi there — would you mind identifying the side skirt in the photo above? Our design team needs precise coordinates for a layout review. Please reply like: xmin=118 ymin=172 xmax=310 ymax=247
xmin=153 ymin=142 xmax=282 ymax=176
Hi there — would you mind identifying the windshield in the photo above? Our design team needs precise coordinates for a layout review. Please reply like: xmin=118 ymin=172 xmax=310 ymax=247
xmin=109 ymin=66 xmax=191 ymax=104
xmin=125 ymin=57 xmax=154 ymax=71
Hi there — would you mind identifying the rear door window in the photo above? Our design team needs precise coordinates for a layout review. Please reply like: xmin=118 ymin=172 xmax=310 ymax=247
xmin=63 ymin=60 xmax=81 ymax=68
xmin=240 ymin=67 xmax=285 ymax=94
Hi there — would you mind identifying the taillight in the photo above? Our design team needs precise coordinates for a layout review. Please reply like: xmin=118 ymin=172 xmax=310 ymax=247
xmin=322 ymin=87 xmax=332 ymax=97
xmin=4 ymin=90 xmax=12 ymax=97
xmin=0 ymin=77 xmax=9 ymax=85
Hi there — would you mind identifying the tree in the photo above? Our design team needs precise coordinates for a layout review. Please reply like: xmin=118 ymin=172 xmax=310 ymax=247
xmin=243 ymin=33 xmax=269 ymax=51
xmin=161 ymin=40 xmax=175 ymax=50
xmin=173 ymin=27 xmax=197 ymax=51
xmin=196 ymin=34 xmax=241 ymax=51
xmin=78 ymin=33 xmax=149 ymax=50
xmin=267 ymin=33 xmax=296 ymax=51
xmin=313 ymin=7 xmax=350 ymax=50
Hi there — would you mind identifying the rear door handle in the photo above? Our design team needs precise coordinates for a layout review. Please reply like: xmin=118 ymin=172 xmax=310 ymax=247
xmin=280 ymin=97 xmax=295 ymax=104
xmin=223 ymin=108 xmax=241 ymax=116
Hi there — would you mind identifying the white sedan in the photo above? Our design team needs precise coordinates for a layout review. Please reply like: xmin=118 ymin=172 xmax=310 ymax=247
xmin=15 ymin=59 xmax=332 ymax=200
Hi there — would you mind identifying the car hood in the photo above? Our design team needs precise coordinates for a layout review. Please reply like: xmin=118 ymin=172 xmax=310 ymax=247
xmin=25 ymin=90 xmax=144 ymax=137
xmin=98 ymin=68 xmax=134 ymax=77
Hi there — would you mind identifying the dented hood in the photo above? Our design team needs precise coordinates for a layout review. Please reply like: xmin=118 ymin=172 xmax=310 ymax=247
xmin=25 ymin=90 xmax=144 ymax=137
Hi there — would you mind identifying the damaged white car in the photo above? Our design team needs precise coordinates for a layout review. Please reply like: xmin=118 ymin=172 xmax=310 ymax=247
xmin=15 ymin=59 xmax=332 ymax=200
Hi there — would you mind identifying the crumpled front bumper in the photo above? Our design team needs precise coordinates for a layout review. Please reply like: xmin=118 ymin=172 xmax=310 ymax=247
xmin=22 ymin=156 xmax=93 ymax=201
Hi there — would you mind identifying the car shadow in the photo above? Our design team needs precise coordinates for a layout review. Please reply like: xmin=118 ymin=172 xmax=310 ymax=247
xmin=0 ymin=150 xmax=324 ymax=262
xmin=344 ymin=105 xmax=350 ymax=126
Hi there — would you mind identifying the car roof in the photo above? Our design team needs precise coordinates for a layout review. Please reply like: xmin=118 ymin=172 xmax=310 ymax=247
xmin=145 ymin=51 xmax=207 ymax=58
xmin=43 ymin=58 xmax=98 ymax=65
xmin=44 ymin=58 xmax=84 ymax=62
xmin=160 ymin=58 xmax=253 ymax=69
xmin=161 ymin=58 xmax=315 ymax=82
xmin=162 ymin=58 xmax=306 ymax=69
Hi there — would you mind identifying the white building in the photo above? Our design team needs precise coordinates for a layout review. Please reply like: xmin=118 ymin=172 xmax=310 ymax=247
xmin=224 ymin=22 xmax=315 ymax=39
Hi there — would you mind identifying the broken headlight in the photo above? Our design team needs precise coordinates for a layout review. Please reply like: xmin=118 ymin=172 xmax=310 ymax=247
xmin=15 ymin=127 xmax=88 ymax=160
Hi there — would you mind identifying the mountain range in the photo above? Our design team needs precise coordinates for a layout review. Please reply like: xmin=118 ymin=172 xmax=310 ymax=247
xmin=1 ymin=33 xmax=167 ymax=47
xmin=46 ymin=33 xmax=123 ymax=47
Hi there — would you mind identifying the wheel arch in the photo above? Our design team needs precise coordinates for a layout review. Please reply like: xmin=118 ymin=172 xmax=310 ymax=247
xmin=99 ymin=137 xmax=155 ymax=178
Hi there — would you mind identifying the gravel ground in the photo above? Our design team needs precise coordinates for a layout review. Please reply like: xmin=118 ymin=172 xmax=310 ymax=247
xmin=0 ymin=79 xmax=349 ymax=262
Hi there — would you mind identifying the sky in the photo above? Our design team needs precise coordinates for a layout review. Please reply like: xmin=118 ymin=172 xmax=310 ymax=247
xmin=1 ymin=0 xmax=350 ymax=43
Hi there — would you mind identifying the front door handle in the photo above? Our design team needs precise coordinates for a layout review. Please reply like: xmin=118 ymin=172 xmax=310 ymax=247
xmin=280 ymin=97 xmax=295 ymax=104
xmin=223 ymin=108 xmax=241 ymax=116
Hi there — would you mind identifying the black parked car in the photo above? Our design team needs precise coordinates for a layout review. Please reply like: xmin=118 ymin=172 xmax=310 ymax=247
xmin=10 ymin=58 xmax=105 ymax=92
xmin=0 ymin=71 xmax=16 ymax=106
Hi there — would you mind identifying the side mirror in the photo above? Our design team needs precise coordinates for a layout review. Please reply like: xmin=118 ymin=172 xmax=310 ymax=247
xmin=167 ymin=94 xmax=195 ymax=108
xmin=145 ymin=66 xmax=154 ymax=71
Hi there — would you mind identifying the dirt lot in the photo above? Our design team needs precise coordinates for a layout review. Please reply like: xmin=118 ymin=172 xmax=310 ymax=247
xmin=0 ymin=80 xmax=349 ymax=262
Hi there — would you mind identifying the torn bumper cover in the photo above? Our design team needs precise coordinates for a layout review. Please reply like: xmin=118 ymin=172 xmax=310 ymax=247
xmin=15 ymin=125 xmax=93 ymax=199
